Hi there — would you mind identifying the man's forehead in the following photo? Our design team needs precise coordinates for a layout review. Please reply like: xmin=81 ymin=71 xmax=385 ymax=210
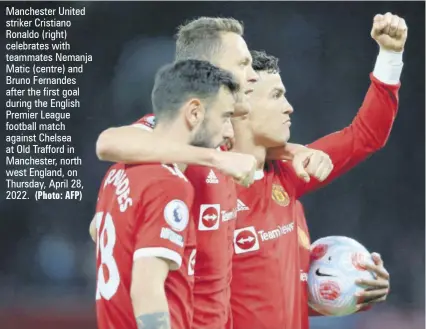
xmin=221 ymin=33 xmax=250 ymax=55
xmin=256 ymin=71 xmax=285 ymax=92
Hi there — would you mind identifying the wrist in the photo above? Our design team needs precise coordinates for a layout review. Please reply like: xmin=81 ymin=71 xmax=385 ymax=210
xmin=373 ymin=48 xmax=404 ymax=85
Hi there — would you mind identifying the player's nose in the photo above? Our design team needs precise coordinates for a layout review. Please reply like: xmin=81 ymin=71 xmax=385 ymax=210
xmin=246 ymin=66 xmax=259 ymax=84
xmin=284 ymin=103 xmax=294 ymax=115
xmin=223 ymin=120 xmax=235 ymax=140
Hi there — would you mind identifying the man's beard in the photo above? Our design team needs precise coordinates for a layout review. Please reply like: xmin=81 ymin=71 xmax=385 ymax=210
xmin=190 ymin=120 xmax=221 ymax=149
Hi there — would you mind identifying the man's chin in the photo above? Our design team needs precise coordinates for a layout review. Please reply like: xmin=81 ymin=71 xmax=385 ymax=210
xmin=268 ymin=136 xmax=290 ymax=149
xmin=282 ymin=131 xmax=290 ymax=145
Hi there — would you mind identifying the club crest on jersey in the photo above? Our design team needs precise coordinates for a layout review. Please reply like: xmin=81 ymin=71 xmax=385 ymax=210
xmin=234 ymin=226 xmax=260 ymax=254
xmin=271 ymin=184 xmax=290 ymax=207
xmin=297 ymin=226 xmax=310 ymax=250
xmin=163 ymin=199 xmax=189 ymax=232
xmin=198 ymin=204 xmax=220 ymax=231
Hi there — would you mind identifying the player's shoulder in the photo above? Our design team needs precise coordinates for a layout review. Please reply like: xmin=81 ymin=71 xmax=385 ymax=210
xmin=103 ymin=163 xmax=191 ymax=193
xmin=131 ymin=163 xmax=191 ymax=186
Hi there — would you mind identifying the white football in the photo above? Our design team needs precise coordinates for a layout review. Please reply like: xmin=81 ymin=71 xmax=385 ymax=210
xmin=307 ymin=236 xmax=375 ymax=316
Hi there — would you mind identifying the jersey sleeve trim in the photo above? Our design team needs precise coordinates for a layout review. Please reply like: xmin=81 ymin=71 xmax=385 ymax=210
xmin=133 ymin=247 xmax=181 ymax=270
xmin=132 ymin=123 xmax=153 ymax=132
xmin=372 ymin=49 xmax=403 ymax=85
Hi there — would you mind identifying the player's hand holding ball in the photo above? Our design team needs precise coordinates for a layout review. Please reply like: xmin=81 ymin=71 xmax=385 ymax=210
xmin=355 ymin=252 xmax=390 ymax=311
xmin=371 ymin=12 xmax=408 ymax=52
xmin=308 ymin=236 xmax=376 ymax=316
xmin=308 ymin=236 xmax=390 ymax=316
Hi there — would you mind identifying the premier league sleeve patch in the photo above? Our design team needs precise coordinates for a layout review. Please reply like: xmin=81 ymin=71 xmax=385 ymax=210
xmin=163 ymin=199 xmax=189 ymax=232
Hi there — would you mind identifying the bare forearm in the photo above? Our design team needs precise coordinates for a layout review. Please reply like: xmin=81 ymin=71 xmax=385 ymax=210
xmin=131 ymin=258 xmax=171 ymax=329
xmin=136 ymin=312 xmax=171 ymax=329
xmin=132 ymin=289 xmax=170 ymax=329
xmin=96 ymin=127 xmax=217 ymax=166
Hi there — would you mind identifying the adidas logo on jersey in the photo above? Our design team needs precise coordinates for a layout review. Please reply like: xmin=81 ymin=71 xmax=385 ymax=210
xmin=237 ymin=199 xmax=249 ymax=211
xmin=206 ymin=170 xmax=219 ymax=184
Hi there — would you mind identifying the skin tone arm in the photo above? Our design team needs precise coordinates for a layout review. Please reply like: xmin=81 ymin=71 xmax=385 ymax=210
xmin=96 ymin=126 xmax=218 ymax=166
xmin=131 ymin=257 xmax=172 ymax=329
xmin=96 ymin=124 xmax=261 ymax=186
xmin=89 ymin=218 xmax=172 ymax=328
xmin=267 ymin=143 xmax=305 ymax=161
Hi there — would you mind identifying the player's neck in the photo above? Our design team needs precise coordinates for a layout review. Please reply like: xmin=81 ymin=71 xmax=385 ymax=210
xmin=154 ymin=122 xmax=190 ymax=145
xmin=233 ymin=135 xmax=266 ymax=170
xmin=154 ymin=123 xmax=189 ymax=171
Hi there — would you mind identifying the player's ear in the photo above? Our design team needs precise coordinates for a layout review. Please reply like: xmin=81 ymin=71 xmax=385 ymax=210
xmin=183 ymin=98 xmax=205 ymax=130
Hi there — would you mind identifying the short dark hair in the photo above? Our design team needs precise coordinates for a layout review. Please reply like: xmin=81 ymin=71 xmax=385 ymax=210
xmin=175 ymin=17 xmax=244 ymax=61
xmin=152 ymin=59 xmax=240 ymax=121
xmin=251 ymin=50 xmax=280 ymax=74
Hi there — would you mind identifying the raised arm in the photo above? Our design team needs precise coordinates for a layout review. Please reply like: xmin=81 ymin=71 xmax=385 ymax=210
xmin=276 ymin=13 xmax=407 ymax=197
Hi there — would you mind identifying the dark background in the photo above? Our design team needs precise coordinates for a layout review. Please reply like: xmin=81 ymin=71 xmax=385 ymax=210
xmin=0 ymin=2 xmax=424 ymax=329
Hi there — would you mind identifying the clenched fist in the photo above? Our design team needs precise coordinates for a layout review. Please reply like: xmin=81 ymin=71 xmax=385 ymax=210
xmin=212 ymin=151 xmax=257 ymax=187
xmin=292 ymin=148 xmax=334 ymax=183
xmin=371 ymin=13 xmax=408 ymax=52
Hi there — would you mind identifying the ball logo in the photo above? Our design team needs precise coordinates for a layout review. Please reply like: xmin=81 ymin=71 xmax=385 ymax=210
xmin=163 ymin=199 xmax=189 ymax=232
xmin=198 ymin=204 xmax=220 ymax=231
xmin=319 ymin=280 xmax=341 ymax=301
xmin=234 ymin=226 xmax=260 ymax=254
xmin=298 ymin=226 xmax=310 ymax=250
xmin=351 ymin=252 xmax=367 ymax=271
xmin=311 ymin=244 xmax=328 ymax=261
xmin=271 ymin=184 xmax=290 ymax=207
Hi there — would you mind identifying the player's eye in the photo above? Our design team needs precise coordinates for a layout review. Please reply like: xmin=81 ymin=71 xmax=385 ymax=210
xmin=223 ymin=111 xmax=234 ymax=118
xmin=273 ymin=92 xmax=283 ymax=99
xmin=240 ymin=58 xmax=250 ymax=67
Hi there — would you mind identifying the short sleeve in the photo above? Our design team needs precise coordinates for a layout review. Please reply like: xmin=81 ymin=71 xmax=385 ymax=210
xmin=133 ymin=175 xmax=194 ymax=270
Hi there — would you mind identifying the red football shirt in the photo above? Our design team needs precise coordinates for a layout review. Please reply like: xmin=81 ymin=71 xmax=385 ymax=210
xmin=295 ymin=201 xmax=311 ymax=329
xmin=231 ymin=74 xmax=400 ymax=329
xmin=231 ymin=163 xmax=303 ymax=329
xmin=133 ymin=116 xmax=238 ymax=329
xmin=95 ymin=162 xmax=196 ymax=329
xmin=185 ymin=166 xmax=237 ymax=329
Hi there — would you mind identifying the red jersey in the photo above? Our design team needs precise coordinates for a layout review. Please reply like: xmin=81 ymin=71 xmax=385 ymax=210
xmin=231 ymin=74 xmax=400 ymax=329
xmin=132 ymin=116 xmax=238 ymax=329
xmin=185 ymin=166 xmax=237 ymax=329
xmin=295 ymin=201 xmax=311 ymax=329
xmin=95 ymin=162 xmax=196 ymax=329
xmin=231 ymin=164 xmax=303 ymax=329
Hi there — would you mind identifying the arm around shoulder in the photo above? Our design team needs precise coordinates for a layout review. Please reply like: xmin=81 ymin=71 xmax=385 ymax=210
xmin=96 ymin=124 xmax=218 ymax=166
